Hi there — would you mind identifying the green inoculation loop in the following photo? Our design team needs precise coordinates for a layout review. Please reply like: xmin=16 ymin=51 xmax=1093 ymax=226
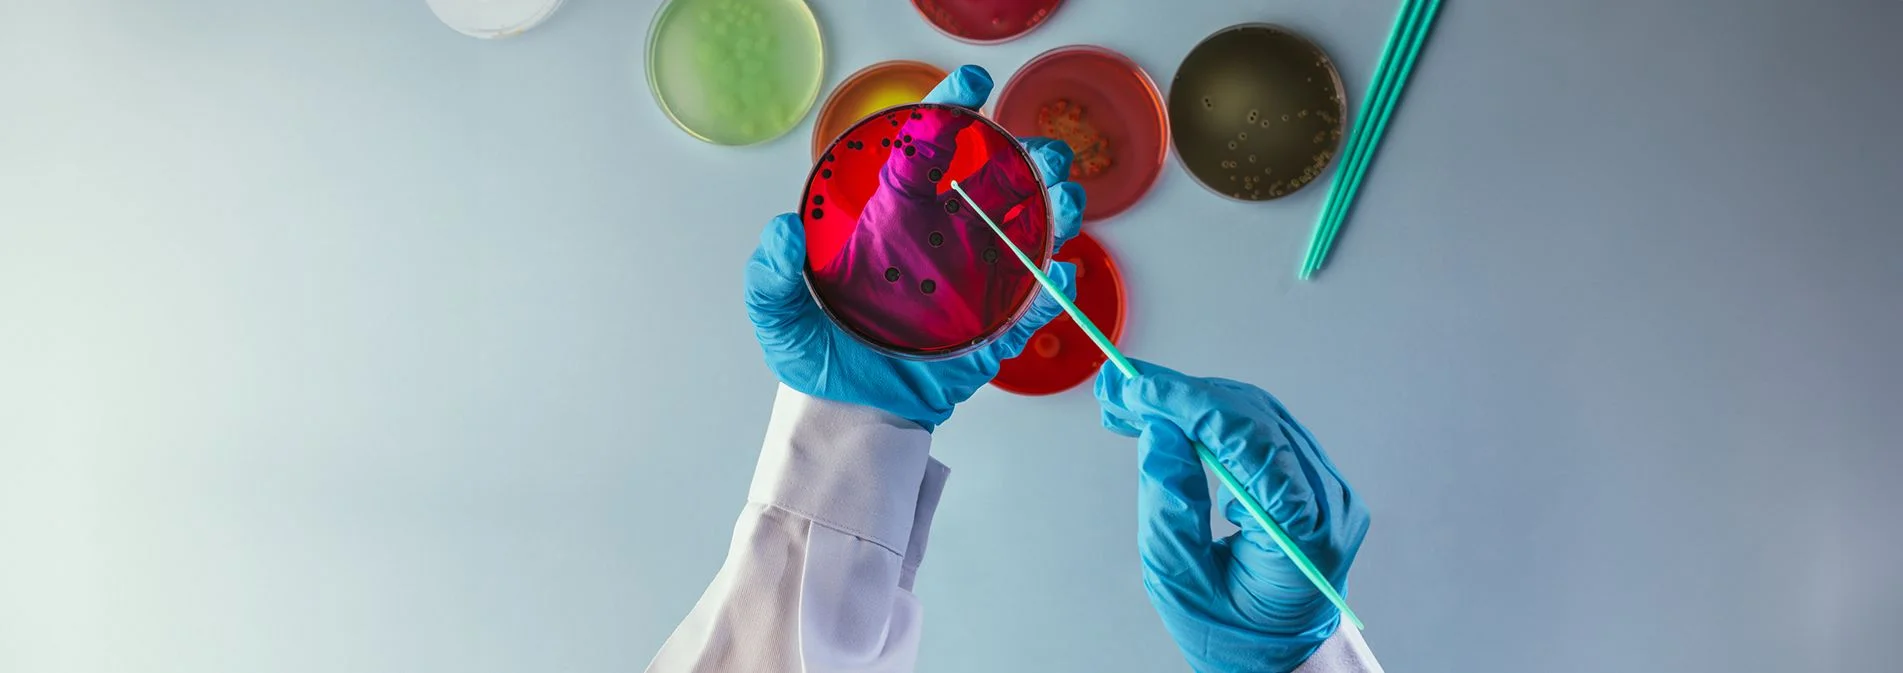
xmin=648 ymin=0 xmax=823 ymax=146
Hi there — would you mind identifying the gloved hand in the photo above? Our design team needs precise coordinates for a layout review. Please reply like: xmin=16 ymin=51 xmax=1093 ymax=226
xmin=1095 ymin=359 xmax=1371 ymax=673
xmin=746 ymin=64 xmax=1086 ymax=431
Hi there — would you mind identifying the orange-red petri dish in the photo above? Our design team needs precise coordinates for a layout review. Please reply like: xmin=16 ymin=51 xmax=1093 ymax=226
xmin=811 ymin=60 xmax=948 ymax=160
xmin=994 ymin=45 xmax=1168 ymax=222
xmin=911 ymin=0 xmax=1063 ymax=44
xmin=992 ymin=231 xmax=1125 ymax=395
xmin=801 ymin=102 xmax=1056 ymax=360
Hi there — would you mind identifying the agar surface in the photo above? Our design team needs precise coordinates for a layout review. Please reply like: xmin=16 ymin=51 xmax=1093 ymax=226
xmin=1036 ymin=99 xmax=1111 ymax=177
xmin=801 ymin=104 xmax=1052 ymax=357
xmin=689 ymin=1 xmax=789 ymax=135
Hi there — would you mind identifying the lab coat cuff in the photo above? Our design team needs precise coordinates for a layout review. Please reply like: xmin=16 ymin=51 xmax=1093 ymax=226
xmin=1294 ymin=621 xmax=1383 ymax=672
xmin=750 ymin=384 xmax=936 ymax=557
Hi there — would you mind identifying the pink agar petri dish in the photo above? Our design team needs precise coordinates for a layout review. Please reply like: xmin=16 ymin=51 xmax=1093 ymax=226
xmin=992 ymin=231 xmax=1125 ymax=395
xmin=800 ymin=103 xmax=1056 ymax=360
xmin=994 ymin=45 xmax=1168 ymax=222
xmin=911 ymin=0 xmax=1064 ymax=44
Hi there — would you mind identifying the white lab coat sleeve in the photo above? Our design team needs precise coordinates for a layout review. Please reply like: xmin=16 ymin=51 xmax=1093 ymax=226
xmin=1293 ymin=622 xmax=1383 ymax=673
xmin=645 ymin=384 xmax=943 ymax=673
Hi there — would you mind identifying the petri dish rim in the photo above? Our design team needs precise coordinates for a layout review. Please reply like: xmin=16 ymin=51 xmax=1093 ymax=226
xmin=798 ymin=102 xmax=1057 ymax=361
xmin=909 ymin=0 xmax=1065 ymax=45
xmin=645 ymin=0 xmax=825 ymax=146
xmin=811 ymin=60 xmax=947 ymax=160
xmin=1168 ymin=22 xmax=1346 ymax=203
xmin=994 ymin=44 xmax=1169 ymax=222
xmin=427 ymin=0 xmax=567 ymax=39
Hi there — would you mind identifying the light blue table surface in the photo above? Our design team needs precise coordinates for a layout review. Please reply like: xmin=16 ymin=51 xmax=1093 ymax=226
xmin=4 ymin=1 xmax=1900 ymax=671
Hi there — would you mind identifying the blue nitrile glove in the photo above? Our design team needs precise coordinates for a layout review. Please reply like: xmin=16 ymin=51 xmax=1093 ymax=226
xmin=745 ymin=65 xmax=1086 ymax=430
xmin=1095 ymin=359 xmax=1372 ymax=673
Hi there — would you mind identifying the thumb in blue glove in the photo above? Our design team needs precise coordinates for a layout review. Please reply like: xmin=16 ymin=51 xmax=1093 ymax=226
xmin=1095 ymin=359 xmax=1371 ymax=673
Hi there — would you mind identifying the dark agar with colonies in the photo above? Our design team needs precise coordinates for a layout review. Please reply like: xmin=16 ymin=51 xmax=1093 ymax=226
xmin=995 ymin=45 xmax=1169 ymax=222
xmin=912 ymin=0 xmax=1063 ymax=44
xmin=1169 ymin=24 xmax=1345 ymax=201
xmin=992 ymin=232 xmax=1126 ymax=395
xmin=800 ymin=102 xmax=1056 ymax=360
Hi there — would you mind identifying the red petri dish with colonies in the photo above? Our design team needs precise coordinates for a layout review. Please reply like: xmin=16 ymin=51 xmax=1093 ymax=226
xmin=800 ymin=102 xmax=1056 ymax=360
xmin=912 ymin=0 xmax=1063 ymax=44
xmin=994 ymin=45 xmax=1168 ymax=223
xmin=992 ymin=231 xmax=1125 ymax=395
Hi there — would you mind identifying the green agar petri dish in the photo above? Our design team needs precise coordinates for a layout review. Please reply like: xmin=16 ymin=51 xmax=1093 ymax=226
xmin=647 ymin=0 xmax=825 ymax=146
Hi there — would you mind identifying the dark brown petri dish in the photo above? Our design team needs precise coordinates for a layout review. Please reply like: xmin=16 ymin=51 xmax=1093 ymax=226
xmin=1169 ymin=24 xmax=1346 ymax=201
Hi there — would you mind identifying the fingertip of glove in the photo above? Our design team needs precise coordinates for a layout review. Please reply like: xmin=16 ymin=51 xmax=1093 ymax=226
xmin=1093 ymin=361 xmax=1126 ymax=403
xmin=1052 ymin=180 xmax=1086 ymax=211
xmin=761 ymin=212 xmax=803 ymax=246
xmin=926 ymin=65 xmax=992 ymax=108
xmin=1049 ymin=182 xmax=1086 ymax=240
xmin=1024 ymin=137 xmax=1075 ymax=183
xmin=1049 ymin=261 xmax=1077 ymax=299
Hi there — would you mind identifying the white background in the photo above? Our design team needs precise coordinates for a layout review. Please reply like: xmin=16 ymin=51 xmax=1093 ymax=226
xmin=3 ymin=1 xmax=1900 ymax=671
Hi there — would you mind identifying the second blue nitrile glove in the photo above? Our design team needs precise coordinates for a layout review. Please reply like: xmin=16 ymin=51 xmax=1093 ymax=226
xmin=1096 ymin=359 xmax=1372 ymax=673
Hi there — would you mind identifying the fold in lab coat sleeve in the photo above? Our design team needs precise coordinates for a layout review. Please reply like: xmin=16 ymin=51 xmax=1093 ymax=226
xmin=645 ymin=384 xmax=942 ymax=673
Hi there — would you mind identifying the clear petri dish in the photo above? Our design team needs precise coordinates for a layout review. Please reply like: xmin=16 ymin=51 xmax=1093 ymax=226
xmin=1169 ymin=23 xmax=1345 ymax=201
xmin=994 ymin=45 xmax=1168 ymax=222
xmin=812 ymin=60 xmax=948 ymax=160
xmin=801 ymin=103 xmax=1056 ymax=360
xmin=992 ymin=231 xmax=1125 ymax=395
xmin=426 ymin=0 xmax=566 ymax=39
xmin=647 ymin=0 xmax=824 ymax=146
xmin=911 ymin=0 xmax=1063 ymax=44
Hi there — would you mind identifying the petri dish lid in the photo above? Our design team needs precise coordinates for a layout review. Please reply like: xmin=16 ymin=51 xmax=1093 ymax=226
xmin=801 ymin=103 xmax=1056 ymax=361
xmin=994 ymin=45 xmax=1168 ymax=223
xmin=1169 ymin=23 xmax=1346 ymax=201
xmin=812 ymin=60 xmax=947 ymax=160
xmin=912 ymin=0 xmax=1064 ymax=44
xmin=647 ymin=0 xmax=825 ymax=146
xmin=992 ymin=231 xmax=1125 ymax=396
xmin=426 ymin=0 xmax=566 ymax=39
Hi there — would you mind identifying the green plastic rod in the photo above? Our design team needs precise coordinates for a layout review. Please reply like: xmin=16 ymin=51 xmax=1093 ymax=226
xmin=1301 ymin=0 xmax=1423 ymax=278
xmin=1304 ymin=0 xmax=1444 ymax=279
xmin=950 ymin=181 xmax=1365 ymax=631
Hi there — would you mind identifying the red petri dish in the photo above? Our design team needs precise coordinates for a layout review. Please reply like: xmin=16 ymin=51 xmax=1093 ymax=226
xmin=812 ymin=60 xmax=947 ymax=160
xmin=994 ymin=45 xmax=1168 ymax=222
xmin=801 ymin=102 xmax=1056 ymax=360
xmin=911 ymin=0 xmax=1063 ymax=44
xmin=992 ymin=231 xmax=1125 ymax=395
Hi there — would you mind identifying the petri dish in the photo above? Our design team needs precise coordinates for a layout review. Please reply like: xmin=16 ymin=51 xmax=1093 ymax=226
xmin=912 ymin=0 xmax=1063 ymax=44
xmin=1169 ymin=24 xmax=1345 ymax=201
xmin=426 ymin=0 xmax=566 ymax=39
xmin=647 ymin=0 xmax=824 ymax=146
xmin=994 ymin=45 xmax=1168 ymax=223
xmin=801 ymin=103 xmax=1056 ymax=360
xmin=992 ymin=231 xmax=1125 ymax=396
xmin=812 ymin=60 xmax=948 ymax=160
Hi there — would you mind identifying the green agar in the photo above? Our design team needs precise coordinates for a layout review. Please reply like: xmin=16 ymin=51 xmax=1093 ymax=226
xmin=648 ymin=0 xmax=823 ymax=145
